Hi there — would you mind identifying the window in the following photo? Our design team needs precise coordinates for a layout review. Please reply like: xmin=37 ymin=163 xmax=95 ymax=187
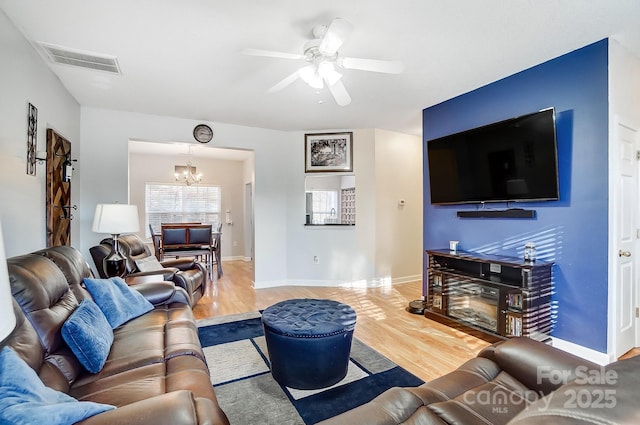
xmin=307 ymin=190 xmax=339 ymax=224
xmin=145 ymin=183 xmax=220 ymax=236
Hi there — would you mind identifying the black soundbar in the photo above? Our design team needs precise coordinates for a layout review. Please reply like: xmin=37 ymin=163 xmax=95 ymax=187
xmin=456 ymin=209 xmax=536 ymax=218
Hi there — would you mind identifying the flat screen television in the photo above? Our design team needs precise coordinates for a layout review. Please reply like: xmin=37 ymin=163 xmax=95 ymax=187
xmin=427 ymin=108 xmax=559 ymax=205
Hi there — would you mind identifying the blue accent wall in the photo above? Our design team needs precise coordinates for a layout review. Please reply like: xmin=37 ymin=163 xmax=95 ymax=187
xmin=423 ymin=40 xmax=609 ymax=352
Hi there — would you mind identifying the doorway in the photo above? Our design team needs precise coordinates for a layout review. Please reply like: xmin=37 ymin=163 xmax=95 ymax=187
xmin=614 ymin=118 xmax=640 ymax=357
xmin=245 ymin=182 xmax=254 ymax=262
xmin=127 ymin=140 xmax=255 ymax=282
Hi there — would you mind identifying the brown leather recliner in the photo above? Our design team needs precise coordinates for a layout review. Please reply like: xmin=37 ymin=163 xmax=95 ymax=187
xmin=318 ymin=337 xmax=640 ymax=425
xmin=6 ymin=245 xmax=229 ymax=425
xmin=90 ymin=234 xmax=206 ymax=306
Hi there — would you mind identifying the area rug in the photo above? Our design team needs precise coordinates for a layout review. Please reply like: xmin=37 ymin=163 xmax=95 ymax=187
xmin=197 ymin=312 xmax=424 ymax=425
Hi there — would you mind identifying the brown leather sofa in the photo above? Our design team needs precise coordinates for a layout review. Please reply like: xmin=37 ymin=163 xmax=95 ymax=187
xmin=6 ymin=245 xmax=229 ymax=425
xmin=90 ymin=234 xmax=207 ymax=306
xmin=319 ymin=337 xmax=640 ymax=425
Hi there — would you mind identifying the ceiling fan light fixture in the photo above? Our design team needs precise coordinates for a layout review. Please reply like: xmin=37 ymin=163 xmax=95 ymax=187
xmin=298 ymin=65 xmax=324 ymax=89
xmin=247 ymin=17 xmax=397 ymax=106
xmin=318 ymin=34 xmax=341 ymax=56
xmin=318 ymin=61 xmax=342 ymax=86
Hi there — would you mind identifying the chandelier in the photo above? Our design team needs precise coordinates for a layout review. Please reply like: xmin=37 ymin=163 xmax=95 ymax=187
xmin=174 ymin=145 xmax=202 ymax=186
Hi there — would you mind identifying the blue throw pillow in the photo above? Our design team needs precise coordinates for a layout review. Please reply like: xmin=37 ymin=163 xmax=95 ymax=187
xmin=62 ymin=299 xmax=114 ymax=373
xmin=0 ymin=346 xmax=115 ymax=424
xmin=83 ymin=276 xmax=154 ymax=329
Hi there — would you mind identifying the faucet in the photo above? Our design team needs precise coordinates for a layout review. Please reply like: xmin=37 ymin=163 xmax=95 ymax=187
xmin=330 ymin=208 xmax=336 ymax=216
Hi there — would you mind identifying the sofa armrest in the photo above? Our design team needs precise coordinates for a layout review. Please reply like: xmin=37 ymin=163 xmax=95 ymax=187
xmin=480 ymin=337 xmax=599 ymax=395
xmin=161 ymin=258 xmax=199 ymax=271
xmin=127 ymin=268 xmax=178 ymax=281
xmin=77 ymin=391 xmax=229 ymax=425
xmin=130 ymin=281 xmax=191 ymax=306
xmin=317 ymin=387 xmax=447 ymax=425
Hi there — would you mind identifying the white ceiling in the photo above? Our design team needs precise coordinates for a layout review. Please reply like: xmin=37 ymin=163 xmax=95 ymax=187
xmin=3 ymin=0 xmax=640 ymax=139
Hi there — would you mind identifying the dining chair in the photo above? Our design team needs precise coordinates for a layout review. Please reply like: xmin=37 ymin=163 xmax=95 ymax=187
xmin=188 ymin=224 xmax=213 ymax=278
xmin=161 ymin=223 xmax=214 ymax=279
xmin=148 ymin=224 xmax=162 ymax=260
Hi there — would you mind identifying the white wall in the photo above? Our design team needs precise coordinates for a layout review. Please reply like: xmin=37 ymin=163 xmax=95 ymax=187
xmin=285 ymin=129 xmax=377 ymax=285
xmin=284 ymin=128 xmax=423 ymax=286
xmin=0 ymin=10 xmax=80 ymax=256
xmin=129 ymin=150 xmax=248 ymax=259
xmin=80 ymin=112 xmax=423 ymax=287
xmin=79 ymin=107 xmax=294 ymax=284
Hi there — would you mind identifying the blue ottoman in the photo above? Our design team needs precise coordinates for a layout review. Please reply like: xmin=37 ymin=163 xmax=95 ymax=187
xmin=262 ymin=298 xmax=357 ymax=390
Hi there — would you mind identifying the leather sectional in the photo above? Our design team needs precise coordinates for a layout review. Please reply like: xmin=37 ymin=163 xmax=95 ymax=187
xmin=319 ymin=337 xmax=640 ymax=424
xmin=5 ymin=245 xmax=228 ymax=425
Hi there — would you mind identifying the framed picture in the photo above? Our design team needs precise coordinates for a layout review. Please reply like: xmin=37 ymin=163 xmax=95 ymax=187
xmin=305 ymin=132 xmax=353 ymax=173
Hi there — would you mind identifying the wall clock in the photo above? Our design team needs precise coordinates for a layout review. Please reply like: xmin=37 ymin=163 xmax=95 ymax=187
xmin=193 ymin=124 xmax=213 ymax=143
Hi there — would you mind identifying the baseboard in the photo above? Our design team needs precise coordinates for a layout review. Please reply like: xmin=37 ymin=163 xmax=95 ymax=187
xmin=255 ymin=279 xmax=349 ymax=289
xmin=337 ymin=274 xmax=422 ymax=288
xmin=551 ymin=337 xmax=613 ymax=365
xmin=220 ymin=256 xmax=250 ymax=262
xmin=392 ymin=274 xmax=422 ymax=285
xmin=253 ymin=275 xmax=421 ymax=290
xmin=254 ymin=279 xmax=294 ymax=289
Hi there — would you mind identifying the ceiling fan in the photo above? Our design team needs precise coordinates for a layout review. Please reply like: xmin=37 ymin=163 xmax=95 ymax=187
xmin=243 ymin=18 xmax=404 ymax=106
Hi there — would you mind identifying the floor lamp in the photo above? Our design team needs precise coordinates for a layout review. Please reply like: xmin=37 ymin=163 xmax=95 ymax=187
xmin=0 ymin=219 xmax=18 ymax=348
xmin=92 ymin=204 xmax=140 ymax=277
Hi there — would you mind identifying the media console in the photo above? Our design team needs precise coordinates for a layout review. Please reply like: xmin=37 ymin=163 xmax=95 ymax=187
xmin=425 ymin=249 xmax=553 ymax=343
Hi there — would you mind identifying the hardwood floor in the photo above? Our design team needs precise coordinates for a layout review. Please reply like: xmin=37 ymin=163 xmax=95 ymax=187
xmin=620 ymin=347 xmax=640 ymax=360
xmin=193 ymin=260 xmax=490 ymax=382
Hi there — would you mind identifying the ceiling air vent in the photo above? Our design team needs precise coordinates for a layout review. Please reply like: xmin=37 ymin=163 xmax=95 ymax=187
xmin=37 ymin=42 xmax=121 ymax=74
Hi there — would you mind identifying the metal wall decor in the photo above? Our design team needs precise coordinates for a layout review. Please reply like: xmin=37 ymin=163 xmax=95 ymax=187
xmin=46 ymin=129 xmax=73 ymax=246
xmin=26 ymin=103 xmax=38 ymax=175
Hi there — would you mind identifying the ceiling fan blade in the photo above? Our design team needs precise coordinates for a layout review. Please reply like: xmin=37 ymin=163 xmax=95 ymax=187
xmin=327 ymin=79 xmax=351 ymax=106
xmin=319 ymin=18 xmax=353 ymax=56
xmin=267 ymin=70 xmax=301 ymax=93
xmin=338 ymin=57 xmax=404 ymax=74
xmin=242 ymin=48 xmax=304 ymax=60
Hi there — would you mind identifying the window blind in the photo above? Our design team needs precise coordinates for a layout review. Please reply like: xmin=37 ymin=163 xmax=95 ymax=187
xmin=145 ymin=183 xmax=220 ymax=235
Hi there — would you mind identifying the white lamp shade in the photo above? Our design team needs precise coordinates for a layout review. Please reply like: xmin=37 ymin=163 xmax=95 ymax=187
xmin=92 ymin=204 xmax=140 ymax=234
xmin=0 ymin=219 xmax=17 ymax=344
